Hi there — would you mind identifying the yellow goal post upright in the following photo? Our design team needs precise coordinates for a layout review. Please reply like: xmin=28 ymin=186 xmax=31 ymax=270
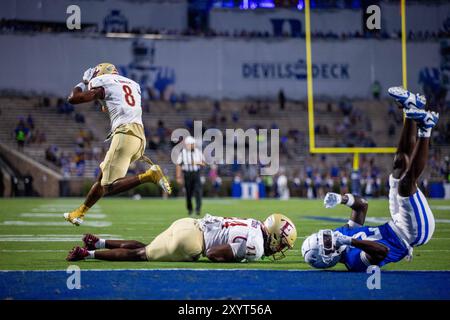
xmin=304 ymin=0 xmax=409 ymax=171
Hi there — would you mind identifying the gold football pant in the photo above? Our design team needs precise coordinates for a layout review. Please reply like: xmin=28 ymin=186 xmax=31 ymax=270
xmin=100 ymin=123 xmax=146 ymax=186
xmin=145 ymin=218 xmax=204 ymax=262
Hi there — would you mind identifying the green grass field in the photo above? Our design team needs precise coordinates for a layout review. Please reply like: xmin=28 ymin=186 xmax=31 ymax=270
xmin=0 ymin=198 xmax=449 ymax=271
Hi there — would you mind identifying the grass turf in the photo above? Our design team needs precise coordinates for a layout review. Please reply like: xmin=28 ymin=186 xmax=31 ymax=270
xmin=0 ymin=197 xmax=449 ymax=271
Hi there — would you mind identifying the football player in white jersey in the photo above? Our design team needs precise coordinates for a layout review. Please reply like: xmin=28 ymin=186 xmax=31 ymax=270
xmin=63 ymin=63 xmax=171 ymax=226
xmin=301 ymin=87 xmax=439 ymax=271
xmin=66 ymin=213 xmax=297 ymax=263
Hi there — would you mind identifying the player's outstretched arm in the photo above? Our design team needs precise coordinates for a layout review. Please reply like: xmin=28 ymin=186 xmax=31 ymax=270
xmin=351 ymin=239 xmax=389 ymax=265
xmin=343 ymin=194 xmax=368 ymax=227
xmin=334 ymin=231 xmax=388 ymax=266
xmin=206 ymin=244 xmax=236 ymax=262
xmin=324 ymin=192 xmax=368 ymax=227
xmin=67 ymin=86 xmax=104 ymax=104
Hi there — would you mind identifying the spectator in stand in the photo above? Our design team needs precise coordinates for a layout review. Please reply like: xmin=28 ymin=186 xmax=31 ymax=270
xmin=156 ymin=120 xmax=167 ymax=145
xmin=75 ymin=112 xmax=85 ymax=123
xmin=208 ymin=164 xmax=222 ymax=197
xmin=338 ymin=97 xmax=353 ymax=116
xmin=76 ymin=129 xmax=87 ymax=148
xmin=388 ymin=122 xmax=396 ymax=137
xmin=14 ymin=118 xmax=29 ymax=150
xmin=325 ymin=174 xmax=334 ymax=193
xmin=371 ymin=80 xmax=381 ymax=100
xmin=388 ymin=101 xmax=402 ymax=124
xmin=232 ymin=108 xmax=240 ymax=123
xmin=45 ymin=145 xmax=59 ymax=164
xmin=305 ymin=177 xmax=314 ymax=199
xmin=26 ymin=114 xmax=35 ymax=130
xmin=278 ymin=89 xmax=286 ymax=110
xmin=340 ymin=172 xmax=349 ymax=194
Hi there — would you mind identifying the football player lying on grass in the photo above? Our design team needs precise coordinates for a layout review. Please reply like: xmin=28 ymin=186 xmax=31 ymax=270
xmin=67 ymin=213 xmax=297 ymax=262
xmin=301 ymin=87 xmax=438 ymax=271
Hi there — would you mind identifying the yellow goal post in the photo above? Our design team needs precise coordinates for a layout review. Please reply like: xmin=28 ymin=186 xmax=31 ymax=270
xmin=304 ymin=0 xmax=408 ymax=170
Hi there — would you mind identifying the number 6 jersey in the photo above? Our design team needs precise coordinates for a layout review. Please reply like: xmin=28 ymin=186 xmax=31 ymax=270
xmin=89 ymin=74 xmax=143 ymax=132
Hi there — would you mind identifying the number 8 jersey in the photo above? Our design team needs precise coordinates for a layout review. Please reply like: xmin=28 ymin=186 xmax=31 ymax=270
xmin=89 ymin=74 xmax=143 ymax=132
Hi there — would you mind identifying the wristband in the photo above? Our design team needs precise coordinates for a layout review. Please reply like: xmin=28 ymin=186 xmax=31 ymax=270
xmin=75 ymin=82 xmax=86 ymax=91
xmin=344 ymin=193 xmax=355 ymax=207
xmin=347 ymin=220 xmax=362 ymax=229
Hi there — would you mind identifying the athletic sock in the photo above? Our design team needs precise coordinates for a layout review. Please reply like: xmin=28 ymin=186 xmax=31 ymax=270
xmin=138 ymin=170 xmax=152 ymax=183
xmin=418 ymin=127 xmax=432 ymax=138
xmin=86 ymin=251 xmax=95 ymax=259
xmin=95 ymin=239 xmax=106 ymax=249
xmin=78 ymin=204 xmax=90 ymax=215
xmin=138 ymin=165 xmax=159 ymax=183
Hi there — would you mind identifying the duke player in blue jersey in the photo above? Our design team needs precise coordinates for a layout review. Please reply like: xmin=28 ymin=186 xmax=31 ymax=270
xmin=301 ymin=87 xmax=439 ymax=271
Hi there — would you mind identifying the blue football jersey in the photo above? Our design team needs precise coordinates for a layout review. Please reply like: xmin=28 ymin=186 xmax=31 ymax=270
xmin=335 ymin=223 xmax=409 ymax=272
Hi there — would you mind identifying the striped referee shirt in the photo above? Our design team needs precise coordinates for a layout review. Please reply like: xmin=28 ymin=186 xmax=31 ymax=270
xmin=176 ymin=148 xmax=204 ymax=172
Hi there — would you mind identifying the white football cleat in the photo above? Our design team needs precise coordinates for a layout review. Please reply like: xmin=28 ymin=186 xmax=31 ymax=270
xmin=388 ymin=86 xmax=426 ymax=110
xmin=64 ymin=212 xmax=84 ymax=226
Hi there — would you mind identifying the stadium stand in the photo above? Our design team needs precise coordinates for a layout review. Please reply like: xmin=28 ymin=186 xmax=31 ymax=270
xmin=1 ymin=94 xmax=448 ymax=198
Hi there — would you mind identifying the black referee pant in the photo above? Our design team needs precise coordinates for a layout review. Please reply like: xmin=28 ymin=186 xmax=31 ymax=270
xmin=183 ymin=171 xmax=202 ymax=215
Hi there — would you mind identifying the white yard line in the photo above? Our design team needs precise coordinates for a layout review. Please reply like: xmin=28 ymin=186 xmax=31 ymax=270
xmin=1 ymin=249 xmax=67 ymax=252
xmin=0 ymin=233 xmax=122 ymax=242
xmin=431 ymin=205 xmax=450 ymax=210
xmin=31 ymin=208 xmax=102 ymax=213
xmin=1 ymin=221 xmax=111 ymax=227
xmin=20 ymin=213 xmax=106 ymax=219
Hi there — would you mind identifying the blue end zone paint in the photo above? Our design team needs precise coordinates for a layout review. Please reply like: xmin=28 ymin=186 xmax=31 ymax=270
xmin=1 ymin=270 xmax=449 ymax=300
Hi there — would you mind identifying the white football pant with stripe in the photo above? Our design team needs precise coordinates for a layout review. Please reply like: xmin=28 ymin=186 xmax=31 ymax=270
xmin=388 ymin=174 xmax=435 ymax=246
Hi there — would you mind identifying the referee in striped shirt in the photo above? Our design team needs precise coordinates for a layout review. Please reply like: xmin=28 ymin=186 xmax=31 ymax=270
xmin=176 ymin=136 xmax=205 ymax=216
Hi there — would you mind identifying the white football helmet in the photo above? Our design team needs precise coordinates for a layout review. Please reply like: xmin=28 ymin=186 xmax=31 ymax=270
xmin=301 ymin=229 xmax=345 ymax=269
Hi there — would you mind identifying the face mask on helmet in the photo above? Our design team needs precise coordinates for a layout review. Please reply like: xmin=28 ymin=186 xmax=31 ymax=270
xmin=301 ymin=230 xmax=344 ymax=269
xmin=264 ymin=214 xmax=297 ymax=260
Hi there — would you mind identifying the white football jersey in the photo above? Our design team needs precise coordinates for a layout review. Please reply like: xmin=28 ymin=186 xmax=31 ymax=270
xmin=88 ymin=74 xmax=143 ymax=132
xmin=199 ymin=214 xmax=265 ymax=262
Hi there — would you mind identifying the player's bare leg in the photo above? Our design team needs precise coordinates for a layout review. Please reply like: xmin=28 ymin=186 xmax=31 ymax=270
xmin=64 ymin=165 xmax=171 ymax=225
xmin=392 ymin=118 xmax=416 ymax=179
xmin=82 ymin=233 xmax=145 ymax=250
xmin=66 ymin=246 xmax=147 ymax=261
xmin=92 ymin=248 xmax=147 ymax=261
xmin=397 ymin=110 xmax=439 ymax=197
xmin=388 ymin=86 xmax=425 ymax=179
xmin=66 ymin=234 xmax=148 ymax=261
xmin=387 ymin=86 xmax=438 ymax=196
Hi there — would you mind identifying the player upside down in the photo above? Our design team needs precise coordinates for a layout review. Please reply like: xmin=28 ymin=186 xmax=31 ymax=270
xmin=301 ymin=87 xmax=439 ymax=271
xmin=63 ymin=63 xmax=171 ymax=226
xmin=66 ymin=214 xmax=297 ymax=262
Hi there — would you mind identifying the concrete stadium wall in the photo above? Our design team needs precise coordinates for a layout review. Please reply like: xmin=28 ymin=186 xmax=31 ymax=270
xmin=0 ymin=143 xmax=61 ymax=197
xmin=0 ymin=34 xmax=443 ymax=99
xmin=0 ymin=168 xmax=12 ymax=197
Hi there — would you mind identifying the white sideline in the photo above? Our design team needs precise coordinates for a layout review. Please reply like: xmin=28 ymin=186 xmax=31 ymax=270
xmin=1 ymin=221 xmax=111 ymax=227
xmin=0 ymin=269 xmax=449 ymax=273
xmin=20 ymin=213 xmax=106 ymax=218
